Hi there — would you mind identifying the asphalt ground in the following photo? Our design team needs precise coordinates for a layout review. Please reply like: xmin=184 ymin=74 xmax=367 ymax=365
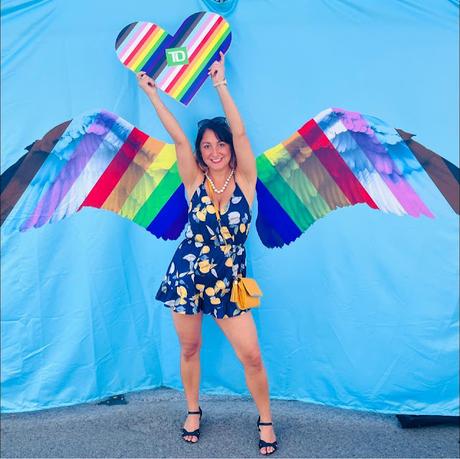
xmin=1 ymin=387 xmax=459 ymax=458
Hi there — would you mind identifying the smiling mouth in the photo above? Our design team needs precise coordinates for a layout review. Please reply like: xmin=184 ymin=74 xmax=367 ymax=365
xmin=210 ymin=157 xmax=223 ymax=163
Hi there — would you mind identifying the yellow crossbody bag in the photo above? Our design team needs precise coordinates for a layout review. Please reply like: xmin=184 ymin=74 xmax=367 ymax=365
xmin=230 ymin=275 xmax=262 ymax=310
xmin=206 ymin=179 xmax=262 ymax=310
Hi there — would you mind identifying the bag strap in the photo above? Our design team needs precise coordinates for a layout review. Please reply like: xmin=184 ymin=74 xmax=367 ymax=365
xmin=205 ymin=178 xmax=236 ymax=247
xmin=205 ymin=178 xmax=242 ymax=286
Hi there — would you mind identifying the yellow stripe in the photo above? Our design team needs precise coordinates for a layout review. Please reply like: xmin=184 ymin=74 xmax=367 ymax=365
xmin=102 ymin=136 xmax=166 ymax=213
xmin=265 ymin=144 xmax=329 ymax=219
xmin=119 ymin=143 xmax=177 ymax=219
xmin=170 ymin=21 xmax=229 ymax=98
xmin=129 ymin=27 xmax=164 ymax=70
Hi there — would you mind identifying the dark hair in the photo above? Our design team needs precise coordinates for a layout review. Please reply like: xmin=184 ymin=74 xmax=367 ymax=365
xmin=194 ymin=117 xmax=237 ymax=171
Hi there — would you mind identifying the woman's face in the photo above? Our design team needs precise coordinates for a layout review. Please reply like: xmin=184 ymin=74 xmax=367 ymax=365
xmin=199 ymin=128 xmax=232 ymax=172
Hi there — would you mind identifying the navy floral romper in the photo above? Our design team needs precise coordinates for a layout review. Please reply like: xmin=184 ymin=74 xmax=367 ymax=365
xmin=155 ymin=176 xmax=253 ymax=319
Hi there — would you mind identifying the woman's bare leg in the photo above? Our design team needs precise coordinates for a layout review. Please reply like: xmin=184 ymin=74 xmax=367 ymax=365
xmin=171 ymin=310 xmax=203 ymax=442
xmin=215 ymin=311 xmax=277 ymax=454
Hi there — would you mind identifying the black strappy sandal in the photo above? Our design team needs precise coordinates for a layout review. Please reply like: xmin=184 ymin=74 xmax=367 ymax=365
xmin=257 ymin=416 xmax=278 ymax=455
xmin=181 ymin=407 xmax=202 ymax=443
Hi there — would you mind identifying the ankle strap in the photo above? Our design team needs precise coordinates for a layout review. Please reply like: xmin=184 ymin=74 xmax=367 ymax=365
xmin=188 ymin=410 xmax=201 ymax=415
xmin=258 ymin=420 xmax=273 ymax=426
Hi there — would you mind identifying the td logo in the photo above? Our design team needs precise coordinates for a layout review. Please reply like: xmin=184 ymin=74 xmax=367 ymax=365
xmin=166 ymin=47 xmax=189 ymax=66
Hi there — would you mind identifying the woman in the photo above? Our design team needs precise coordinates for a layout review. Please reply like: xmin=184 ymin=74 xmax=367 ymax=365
xmin=137 ymin=52 xmax=277 ymax=456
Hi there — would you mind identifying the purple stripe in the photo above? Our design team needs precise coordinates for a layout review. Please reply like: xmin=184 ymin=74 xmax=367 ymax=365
xmin=181 ymin=33 xmax=232 ymax=105
xmin=255 ymin=179 xmax=302 ymax=248
xmin=147 ymin=184 xmax=188 ymax=239
xmin=146 ymin=13 xmax=204 ymax=78
xmin=22 ymin=112 xmax=117 ymax=230
xmin=339 ymin=111 xmax=432 ymax=217
xmin=143 ymin=34 xmax=175 ymax=77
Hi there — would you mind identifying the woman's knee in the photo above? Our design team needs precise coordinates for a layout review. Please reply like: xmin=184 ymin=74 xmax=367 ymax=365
xmin=180 ymin=340 xmax=202 ymax=360
xmin=240 ymin=349 xmax=263 ymax=370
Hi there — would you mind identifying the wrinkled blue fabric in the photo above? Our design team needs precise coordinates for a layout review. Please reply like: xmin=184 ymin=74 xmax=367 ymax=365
xmin=1 ymin=0 xmax=458 ymax=414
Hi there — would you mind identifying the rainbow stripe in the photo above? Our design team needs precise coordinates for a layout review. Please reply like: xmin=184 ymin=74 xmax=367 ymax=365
xmin=115 ymin=12 xmax=232 ymax=105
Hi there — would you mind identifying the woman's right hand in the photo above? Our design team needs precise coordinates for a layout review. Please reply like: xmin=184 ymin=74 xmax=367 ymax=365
xmin=137 ymin=71 xmax=157 ymax=95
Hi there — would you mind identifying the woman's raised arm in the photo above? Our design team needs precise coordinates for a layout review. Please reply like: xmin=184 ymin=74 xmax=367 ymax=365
xmin=208 ymin=52 xmax=257 ymax=185
xmin=137 ymin=72 xmax=201 ymax=191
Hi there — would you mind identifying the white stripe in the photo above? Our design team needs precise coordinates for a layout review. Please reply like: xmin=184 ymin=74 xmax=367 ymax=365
xmin=119 ymin=23 xmax=154 ymax=64
xmin=116 ymin=23 xmax=145 ymax=58
xmin=50 ymin=121 xmax=133 ymax=222
xmin=324 ymin=120 xmax=407 ymax=215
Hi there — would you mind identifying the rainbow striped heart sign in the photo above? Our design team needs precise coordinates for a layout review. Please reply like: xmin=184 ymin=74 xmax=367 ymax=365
xmin=115 ymin=12 xmax=232 ymax=105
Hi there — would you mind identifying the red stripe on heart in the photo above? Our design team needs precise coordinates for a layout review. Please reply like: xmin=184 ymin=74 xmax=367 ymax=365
xmin=124 ymin=25 xmax=160 ymax=67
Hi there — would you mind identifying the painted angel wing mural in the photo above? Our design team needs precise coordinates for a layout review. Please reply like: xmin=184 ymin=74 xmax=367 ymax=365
xmin=1 ymin=110 xmax=187 ymax=240
xmin=255 ymin=108 xmax=459 ymax=247
xmin=1 ymin=108 xmax=458 ymax=246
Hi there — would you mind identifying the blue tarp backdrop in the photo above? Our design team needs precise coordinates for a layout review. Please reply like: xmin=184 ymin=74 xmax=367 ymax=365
xmin=1 ymin=0 xmax=459 ymax=414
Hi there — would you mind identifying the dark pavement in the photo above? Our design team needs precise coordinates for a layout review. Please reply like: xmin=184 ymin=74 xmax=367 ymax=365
xmin=1 ymin=387 xmax=459 ymax=458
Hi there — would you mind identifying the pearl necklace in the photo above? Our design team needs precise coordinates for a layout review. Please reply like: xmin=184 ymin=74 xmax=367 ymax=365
xmin=205 ymin=168 xmax=235 ymax=194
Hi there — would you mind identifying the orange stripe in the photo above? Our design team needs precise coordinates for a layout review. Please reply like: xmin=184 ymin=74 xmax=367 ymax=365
xmin=102 ymin=136 xmax=165 ymax=212
xmin=283 ymin=132 xmax=351 ymax=210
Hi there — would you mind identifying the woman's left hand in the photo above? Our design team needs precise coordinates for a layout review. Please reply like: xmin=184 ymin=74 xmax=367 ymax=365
xmin=208 ymin=51 xmax=226 ymax=85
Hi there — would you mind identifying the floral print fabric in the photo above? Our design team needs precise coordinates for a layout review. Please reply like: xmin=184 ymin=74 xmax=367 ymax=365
xmin=155 ymin=176 xmax=252 ymax=319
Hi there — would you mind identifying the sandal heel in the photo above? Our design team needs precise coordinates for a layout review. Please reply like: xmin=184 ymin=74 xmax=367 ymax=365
xmin=181 ymin=407 xmax=202 ymax=443
xmin=257 ymin=416 xmax=278 ymax=455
